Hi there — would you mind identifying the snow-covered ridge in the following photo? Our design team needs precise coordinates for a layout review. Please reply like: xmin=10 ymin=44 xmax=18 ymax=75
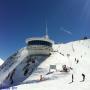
xmin=0 ymin=58 xmax=4 ymax=66
xmin=0 ymin=47 xmax=29 ymax=87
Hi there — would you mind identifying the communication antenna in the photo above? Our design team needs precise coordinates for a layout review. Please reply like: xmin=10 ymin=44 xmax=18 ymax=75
xmin=45 ymin=24 xmax=49 ymax=39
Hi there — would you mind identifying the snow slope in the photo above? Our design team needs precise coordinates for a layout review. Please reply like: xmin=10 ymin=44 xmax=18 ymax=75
xmin=0 ymin=39 xmax=90 ymax=90
xmin=14 ymin=39 xmax=90 ymax=90
xmin=0 ymin=58 xmax=4 ymax=66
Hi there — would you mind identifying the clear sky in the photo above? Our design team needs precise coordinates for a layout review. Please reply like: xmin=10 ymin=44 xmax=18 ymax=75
xmin=0 ymin=0 xmax=90 ymax=60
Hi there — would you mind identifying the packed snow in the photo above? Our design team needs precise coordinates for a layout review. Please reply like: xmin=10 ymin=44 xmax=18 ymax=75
xmin=0 ymin=39 xmax=90 ymax=90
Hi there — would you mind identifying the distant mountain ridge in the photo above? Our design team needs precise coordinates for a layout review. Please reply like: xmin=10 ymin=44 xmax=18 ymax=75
xmin=0 ymin=58 xmax=4 ymax=66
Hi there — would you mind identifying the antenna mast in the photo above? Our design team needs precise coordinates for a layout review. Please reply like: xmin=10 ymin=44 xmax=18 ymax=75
xmin=45 ymin=24 xmax=49 ymax=39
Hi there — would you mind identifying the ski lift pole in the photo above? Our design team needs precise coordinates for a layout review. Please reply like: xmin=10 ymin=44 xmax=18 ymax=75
xmin=67 ymin=54 xmax=72 ymax=67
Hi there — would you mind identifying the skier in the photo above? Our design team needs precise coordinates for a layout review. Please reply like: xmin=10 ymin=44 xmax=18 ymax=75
xmin=81 ymin=73 xmax=85 ymax=82
xmin=76 ymin=60 xmax=79 ymax=64
xmin=72 ymin=74 xmax=74 ymax=82
xmin=69 ymin=74 xmax=74 ymax=84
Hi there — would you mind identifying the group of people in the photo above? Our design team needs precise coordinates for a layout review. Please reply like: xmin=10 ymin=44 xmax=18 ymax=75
xmin=71 ymin=73 xmax=85 ymax=83
xmin=60 ymin=61 xmax=86 ymax=83
xmin=75 ymin=58 xmax=79 ymax=64
xmin=39 ymin=60 xmax=86 ymax=83
xmin=71 ymin=58 xmax=86 ymax=83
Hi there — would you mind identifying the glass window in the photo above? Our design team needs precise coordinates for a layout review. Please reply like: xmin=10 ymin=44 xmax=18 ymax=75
xmin=28 ymin=40 xmax=52 ymax=47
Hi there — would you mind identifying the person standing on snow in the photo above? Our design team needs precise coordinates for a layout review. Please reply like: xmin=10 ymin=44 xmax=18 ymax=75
xmin=76 ymin=60 xmax=79 ymax=64
xmin=72 ymin=74 xmax=74 ymax=82
xmin=69 ymin=74 xmax=74 ymax=84
xmin=81 ymin=73 xmax=85 ymax=82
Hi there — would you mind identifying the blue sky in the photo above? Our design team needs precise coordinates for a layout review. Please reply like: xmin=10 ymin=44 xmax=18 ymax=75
xmin=0 ymin=0 xmax=90 ymax=60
